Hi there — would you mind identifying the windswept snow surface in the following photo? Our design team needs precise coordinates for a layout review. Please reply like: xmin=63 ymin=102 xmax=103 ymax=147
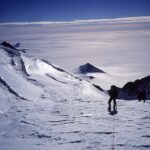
xmin=0 ymin=45 xmax=150 ymax=150
xmin=0 ymin=86 xmax=150 ymax=150
xmin=0 ymin=64 xmax=44 ymax=101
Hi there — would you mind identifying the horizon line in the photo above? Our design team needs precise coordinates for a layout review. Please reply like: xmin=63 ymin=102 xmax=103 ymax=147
xmin=0 ymin=16 xmax=150 ymax=26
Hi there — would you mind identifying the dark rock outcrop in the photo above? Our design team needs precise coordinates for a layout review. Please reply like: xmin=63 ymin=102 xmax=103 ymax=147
xmin=93 ymin=84 xmax=104 ymax=92
xmin=122 ymin=76 xmax=150 ymax=94
xmin=115 ymin=76 xmax=150 ymax=100
xmin=1 ymin=41 xmax=20 ymax=56
xmin=0 ymin=76 xmax=27 ymax=100
xmin=1 ymin=41 xmax=17 ymax=50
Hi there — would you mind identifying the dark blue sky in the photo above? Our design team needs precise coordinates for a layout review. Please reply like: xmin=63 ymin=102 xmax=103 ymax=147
xmin=0 ymin=0 xmax=150 ymax=22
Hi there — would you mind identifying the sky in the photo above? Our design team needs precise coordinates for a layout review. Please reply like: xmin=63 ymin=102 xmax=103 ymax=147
xmin=0 ymin=0 xmax=150 ymax=22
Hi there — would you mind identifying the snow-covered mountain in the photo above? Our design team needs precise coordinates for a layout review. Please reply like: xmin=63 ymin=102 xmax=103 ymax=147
xmin=0 ymin=41 xmax=103 ymax=101
xmin=0 ymin=42 xmax=150 ymax=150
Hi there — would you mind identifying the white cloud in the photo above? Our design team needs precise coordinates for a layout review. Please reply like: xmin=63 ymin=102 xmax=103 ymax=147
xmin=0 ymin=16 xmax=150 ymax=26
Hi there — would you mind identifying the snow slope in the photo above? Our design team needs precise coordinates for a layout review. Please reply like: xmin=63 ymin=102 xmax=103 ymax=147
xmin=0 ymin=43 xmax=150 ymax=150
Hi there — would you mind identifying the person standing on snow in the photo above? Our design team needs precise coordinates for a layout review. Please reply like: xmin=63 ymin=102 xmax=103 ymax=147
xmin=108 ymin=85 xmax=118 ymax=111
xmin=137 ymin=89 xmax=146 ymax=103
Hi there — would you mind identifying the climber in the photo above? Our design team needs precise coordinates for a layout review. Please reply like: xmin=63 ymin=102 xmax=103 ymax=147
xmin=108 ymin=85 xmax=118 ymax=111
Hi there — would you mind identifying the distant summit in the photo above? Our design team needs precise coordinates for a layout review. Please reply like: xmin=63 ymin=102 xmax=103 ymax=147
xmin=77 ymin=63 xmax=105 ymax=74
xmin=1 ymin=41 xmax=16 ymax=50
xmin=0 ymin=41 xmax=26 ymax=56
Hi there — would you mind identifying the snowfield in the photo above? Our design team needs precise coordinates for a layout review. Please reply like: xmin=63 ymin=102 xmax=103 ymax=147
xmin=0 ymin=43 xmax=150 ymax=150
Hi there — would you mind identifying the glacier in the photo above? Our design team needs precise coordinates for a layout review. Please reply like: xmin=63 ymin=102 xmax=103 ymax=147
xmin=0 ymin=42 xmax=149 ymax=150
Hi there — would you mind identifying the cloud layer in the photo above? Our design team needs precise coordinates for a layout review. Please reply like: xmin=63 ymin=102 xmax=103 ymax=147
xmin=0 ymin=16 xmax=150 ymax=26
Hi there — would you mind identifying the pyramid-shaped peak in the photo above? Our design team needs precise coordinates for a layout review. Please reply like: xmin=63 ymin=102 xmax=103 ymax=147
xmin=78 ymin=63 xmax=105 ymax=74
